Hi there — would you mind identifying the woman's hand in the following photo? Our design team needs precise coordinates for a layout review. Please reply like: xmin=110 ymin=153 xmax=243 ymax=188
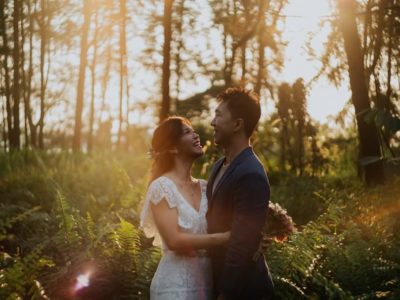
xmin=217 ymin=231 xmax=230 ymax=244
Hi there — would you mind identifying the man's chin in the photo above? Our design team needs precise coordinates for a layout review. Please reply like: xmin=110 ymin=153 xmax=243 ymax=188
xmin=213 ymin=137 xmax=225 ymax=147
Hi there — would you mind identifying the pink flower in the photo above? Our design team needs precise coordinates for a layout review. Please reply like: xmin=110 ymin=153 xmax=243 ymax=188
xmin=264 ymin=202 xmax=296 ymax=242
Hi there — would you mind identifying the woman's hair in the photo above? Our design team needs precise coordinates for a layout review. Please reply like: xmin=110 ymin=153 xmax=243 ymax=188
xmin=149 ymin=116 xmax=191 ymax=183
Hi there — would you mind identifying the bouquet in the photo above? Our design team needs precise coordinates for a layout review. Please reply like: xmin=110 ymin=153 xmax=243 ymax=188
xmin=264 ymin=202 xmax=296 ymax=243
xmin=253 ymin=202 xmax=296 ymax=260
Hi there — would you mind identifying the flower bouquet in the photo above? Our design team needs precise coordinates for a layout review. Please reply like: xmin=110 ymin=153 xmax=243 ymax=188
xmin=254 ymin=202 xmax=296 ymax=261
xmin=264 ymin=202 xmax=296 ymax=243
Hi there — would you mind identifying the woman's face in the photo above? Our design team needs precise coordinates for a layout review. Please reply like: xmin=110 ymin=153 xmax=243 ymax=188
xmin=176 ymin=123 xmax=204 ymax=158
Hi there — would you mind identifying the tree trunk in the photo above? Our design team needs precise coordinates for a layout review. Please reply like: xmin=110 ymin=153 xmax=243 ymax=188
xmin=38 ymin=0 xmax=47 ymax=149
xmin=280 ymin=124 xmax=286 ymax=171
xmin=337 ymin=0 xmax=385 ymax=185
xmin=173 ymin=0 xmax=185 ymax=113
xmin=73 ymin=0 xmax=91 ymax=152
xmin=10 ymin=0 xmax=21 ymax=150
xmin=241 ymin=42 xmax=246 ymax=84
xmin=20 ymin=0 xmax=28 ymax=147
xmin=160 ymin=0 xmax=173 ymax=123
xmin=27 ymin=0 xmax=37 ymax=147
xmin=98 ymin=42 xmax=111 ymax=126
xmin=255 ymin=21 xmax=265 ymax=95
xmin=88 ymin=7 xmax=99 ymax=153
xmin=0 ymin=0 xmax=12 ymax=150
xmin=386 ymin=6 xmax=394 ymax=99
xmin=2 ymin=102 xmax=6 ymax=151
xmin=292 ymin=79 xmax=306 ymax=176
xmin=117 ymin=0 xmax=128 ymax=147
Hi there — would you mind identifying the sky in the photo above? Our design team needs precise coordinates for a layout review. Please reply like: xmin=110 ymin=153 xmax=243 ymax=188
xmin=278 ymin=0 xmax=350 ymax=123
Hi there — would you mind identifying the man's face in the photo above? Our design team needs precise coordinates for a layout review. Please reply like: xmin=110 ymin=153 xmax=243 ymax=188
xmin=211 ymin=101 xmax=236 ymax=146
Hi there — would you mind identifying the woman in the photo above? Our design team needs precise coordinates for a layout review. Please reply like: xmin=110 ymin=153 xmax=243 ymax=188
xmin=140 ymin=117 xmax=229 ymax=300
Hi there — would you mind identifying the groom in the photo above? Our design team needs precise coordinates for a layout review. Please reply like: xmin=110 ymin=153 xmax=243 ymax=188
xmin=206 ymin=87 xmax=274 ymax=300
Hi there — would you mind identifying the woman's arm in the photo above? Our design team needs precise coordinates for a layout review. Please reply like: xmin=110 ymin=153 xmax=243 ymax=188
xmin=151 ymin=198 xmax=229 ymax=251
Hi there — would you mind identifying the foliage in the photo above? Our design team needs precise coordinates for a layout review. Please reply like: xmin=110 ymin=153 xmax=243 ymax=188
xmin=0 ymin=151 xmax=159 ymax=299
xmin=1 ymin=151 xmax=399 ymax=299
xmin=266 ymin=177 xmax=400 ymax=299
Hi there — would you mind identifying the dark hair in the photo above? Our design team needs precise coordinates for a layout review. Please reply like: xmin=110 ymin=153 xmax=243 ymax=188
xmin=217 ymin=87 xmax=261 ymax=137
xmin=149 ymin=116 xmax=191 ymax=183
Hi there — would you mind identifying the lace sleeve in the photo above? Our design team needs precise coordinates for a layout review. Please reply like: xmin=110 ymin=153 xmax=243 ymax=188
xmin=139 ymin=177 xmax=177 ymax=227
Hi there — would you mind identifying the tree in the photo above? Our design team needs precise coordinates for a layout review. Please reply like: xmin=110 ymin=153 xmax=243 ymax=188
xmin=88 ymin=3 xmax=99 ymax=153
xmin=38 ymin=0 xmax=49 ymax=149
xmin=292 ymin=78 xmax=307 ymax=175
xmin=160 ymin=0 xmax=173 ymax=123
xmin=73 ymin=0 xmax=91 ymax=152
xmin=210 ymin=0 xmax=286 ymax=90
xmin=337 ymin=0 xmax=385 ymax=185
xmin=277 ymin=78 xmax=315 ymax=175
xmin=117 ymin=0 xmax=128 ymax=147
xmin=10 ymin=0 xmax=21 ymax=149
xmin=0 ymin=0 xmax=12 ymax=150
xmin=277 ymin=82 xmax=292 ymax=171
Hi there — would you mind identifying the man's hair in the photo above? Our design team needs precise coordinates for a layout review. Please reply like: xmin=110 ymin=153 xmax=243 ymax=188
xmin=217 ymin=87 xmax=261 ymax=137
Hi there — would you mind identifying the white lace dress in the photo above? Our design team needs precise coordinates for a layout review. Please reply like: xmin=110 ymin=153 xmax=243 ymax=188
xmin=140 ymin=176 xmax=213 ymax=300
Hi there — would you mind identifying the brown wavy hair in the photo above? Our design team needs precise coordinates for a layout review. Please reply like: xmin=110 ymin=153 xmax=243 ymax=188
xmin=149 ymin=116 xmax=191 ymax=183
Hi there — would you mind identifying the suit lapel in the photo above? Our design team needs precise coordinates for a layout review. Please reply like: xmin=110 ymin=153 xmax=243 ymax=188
xmin=207 ymin=158 xmax=224 ymax=201
xmin=208 ymin=147 xmax=253 ymax=209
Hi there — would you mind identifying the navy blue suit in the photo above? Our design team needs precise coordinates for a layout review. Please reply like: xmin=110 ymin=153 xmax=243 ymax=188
xmin=206 ymin=147 xmax=274 ymax=299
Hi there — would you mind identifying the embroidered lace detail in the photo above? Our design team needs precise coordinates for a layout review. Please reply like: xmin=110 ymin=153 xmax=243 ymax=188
xmin=139 ymin=177 xmax=212 ymax=299
xmin=140 ymin=177 xmax=208 ymax=233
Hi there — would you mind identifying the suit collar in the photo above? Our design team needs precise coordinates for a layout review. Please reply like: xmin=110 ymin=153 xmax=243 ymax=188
xmin=206 ymin=158 xmax=224 ymax=200
xmin=225 ymin=146 xmax=253 ymax=167
xmin=209 ymin=146 xmax=253 ymax=202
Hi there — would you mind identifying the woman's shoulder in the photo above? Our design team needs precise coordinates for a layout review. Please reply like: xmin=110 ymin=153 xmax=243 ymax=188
xmin=146 ymin=176 xmax=178 ymax=207
xmin=148 ymin=176 xmax=173 ymax=192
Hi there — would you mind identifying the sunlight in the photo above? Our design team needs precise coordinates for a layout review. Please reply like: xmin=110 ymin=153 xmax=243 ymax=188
xmin=74 ymin=272 xmax=91 ymax=291
xmin=356 ymin=201 xmax=400 ymax=224
xmin=279 ymin=0 xmax=350 ymax=123
xmin=85 ymin=0 xmax=347 ymax=127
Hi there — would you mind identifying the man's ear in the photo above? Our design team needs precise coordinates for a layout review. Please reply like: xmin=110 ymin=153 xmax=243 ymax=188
xmin=233 ymin=118 xmax=244 ymax=133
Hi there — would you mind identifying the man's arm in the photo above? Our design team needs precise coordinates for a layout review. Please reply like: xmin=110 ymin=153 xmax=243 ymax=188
xmin=218 ymin=173 xmax=270 ymax=298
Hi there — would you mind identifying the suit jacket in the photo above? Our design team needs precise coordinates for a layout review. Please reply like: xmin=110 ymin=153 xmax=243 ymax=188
xmin=206 ymin=147 xmax=274 ymax=299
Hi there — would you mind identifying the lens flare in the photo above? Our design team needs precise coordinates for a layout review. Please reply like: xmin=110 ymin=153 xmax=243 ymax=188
xmin=75 ymin=273 xmax=90 ymax=291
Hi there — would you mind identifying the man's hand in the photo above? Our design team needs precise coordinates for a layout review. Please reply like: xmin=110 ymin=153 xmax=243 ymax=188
xmin=217 ymin=294 xmax=228 ymax=300
xmin=261 ymin=235 xmax=274 ymax=253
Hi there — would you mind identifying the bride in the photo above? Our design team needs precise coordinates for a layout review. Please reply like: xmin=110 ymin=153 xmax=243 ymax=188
xmin=140 ymin=116 xmax=230 ymax=300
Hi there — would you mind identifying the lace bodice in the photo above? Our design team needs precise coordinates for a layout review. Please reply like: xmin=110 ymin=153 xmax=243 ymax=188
xmin=140 ymin=176 xmax=209 ymax=250
xmin=140 ymin=176 xmax=212 ymax=299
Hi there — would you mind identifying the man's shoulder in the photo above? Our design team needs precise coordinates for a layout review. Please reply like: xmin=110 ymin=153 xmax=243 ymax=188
xmin=210 ymin=157 xmax=225 ymax=172
xmin=238 ymin=151 xmax=266 ymax=174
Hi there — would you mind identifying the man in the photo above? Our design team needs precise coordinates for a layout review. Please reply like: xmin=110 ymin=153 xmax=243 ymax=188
xmin=206 ymin=87 xmax=274 ymax=300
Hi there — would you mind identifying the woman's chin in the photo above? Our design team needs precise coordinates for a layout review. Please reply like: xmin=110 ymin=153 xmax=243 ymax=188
xmin=193 ymin=148 xmax=204 ymax=158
